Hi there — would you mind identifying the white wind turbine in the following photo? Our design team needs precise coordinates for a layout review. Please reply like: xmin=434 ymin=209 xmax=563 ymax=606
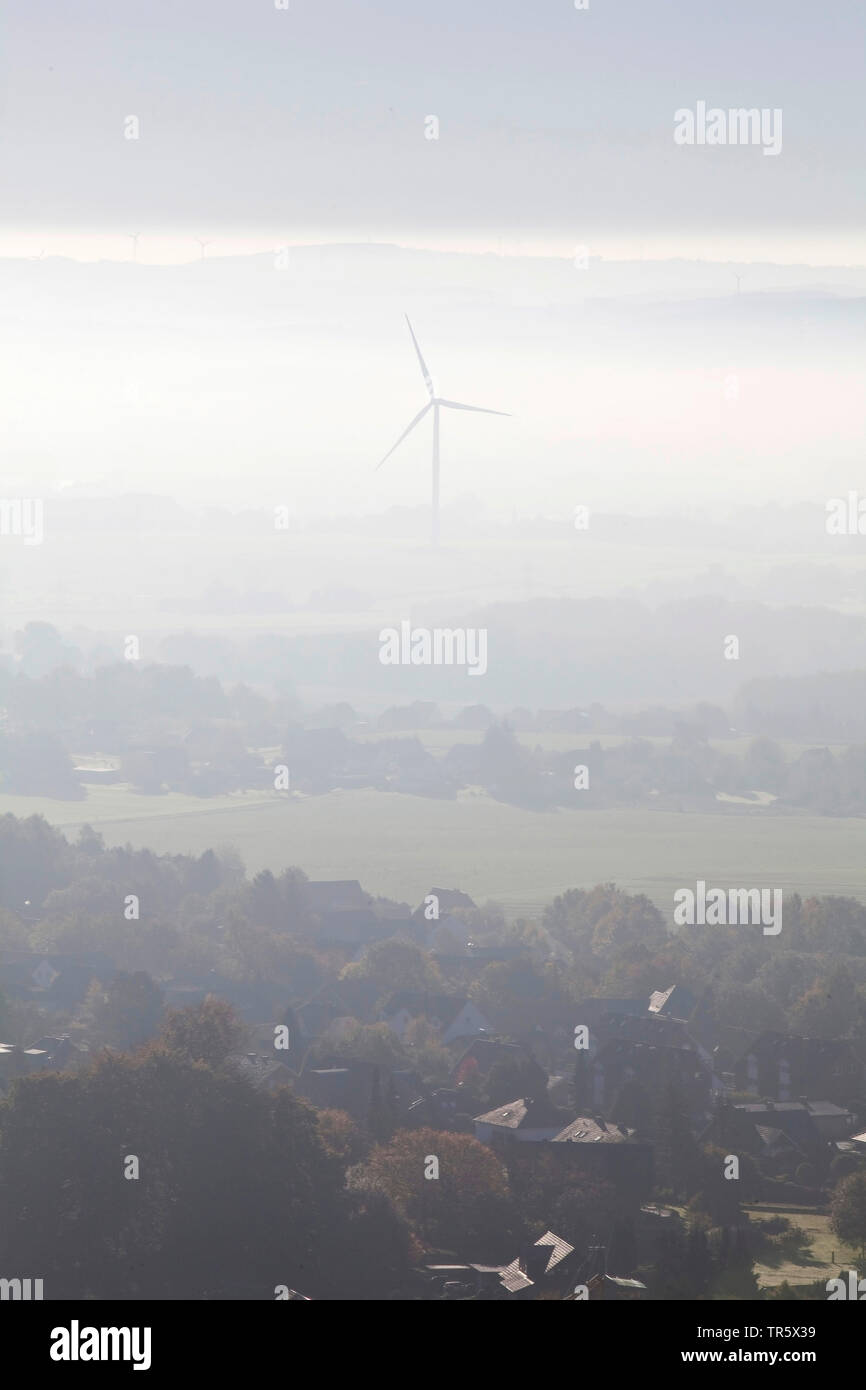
xmin=375 ymin=315 xmax=509 ymax=547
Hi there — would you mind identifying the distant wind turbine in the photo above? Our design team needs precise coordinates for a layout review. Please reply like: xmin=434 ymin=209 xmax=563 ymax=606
xmin=196 ymin=237 xmax=211 ymax=262
xmin=375 ymin=316 xmax=510 ymax=547
xmin=128 ymin=233 xmax=140 ymax=262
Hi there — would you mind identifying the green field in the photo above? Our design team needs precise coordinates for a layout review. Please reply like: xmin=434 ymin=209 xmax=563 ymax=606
xmin=745 ymin=1207 xmax=859 ymax=1290
xmin=3 ymin=785 xmax=866 ymax=919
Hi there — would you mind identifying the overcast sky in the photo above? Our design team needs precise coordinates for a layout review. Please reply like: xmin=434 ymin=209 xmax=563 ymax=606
xmin=1 ymin=0 xmax=864 ymax=262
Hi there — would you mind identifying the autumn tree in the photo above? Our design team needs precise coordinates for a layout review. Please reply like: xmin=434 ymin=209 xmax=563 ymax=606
xmin=317 ymin=1108 xmax=370 ymax=1167
xmin=790 ymin=965 xmax=858 ymax=1039
xmin=308 ymin=1021 xmax=408 ymax=1070
xmin=543 ymin=884 xmax=668 ymax=964
xmin=81 ymin=970 xmax=164 ymax=1050
xmin=351 ymin=1126 xmax=517 ymax=1259
xmin=0 ymin=1047 xmax=345 ymax=1299
xmin=831 ymin=1171 xmax=866 ymax=1259
xmin=341 ymin=937 xmax=443 ymax=1001
xmin=158 ymin=996 xmax=249 ymax=1067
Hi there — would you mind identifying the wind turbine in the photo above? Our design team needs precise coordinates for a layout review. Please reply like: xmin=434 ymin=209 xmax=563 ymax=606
xmin=196 ymin=237 xmax=211 ymax=262
xmin=128 ymin=233 xmax=140 ymax=262
xmin=375 ymin=316 xmax=509 ymax=547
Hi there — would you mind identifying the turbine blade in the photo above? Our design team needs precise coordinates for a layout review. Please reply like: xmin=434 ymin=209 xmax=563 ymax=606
xmin=438 ymin=398 xmax=511 ymax=417
xmin=405 ymin=316 xmax=435 ymax=400
xmin=375 ymin=401 xmax=432 ymax=469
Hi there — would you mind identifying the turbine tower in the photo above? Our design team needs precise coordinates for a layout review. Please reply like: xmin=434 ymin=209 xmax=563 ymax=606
xmin=375 ymin=316 xmax=509 ymax=547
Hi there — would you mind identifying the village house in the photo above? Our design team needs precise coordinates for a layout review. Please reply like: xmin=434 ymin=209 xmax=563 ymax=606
xmin=702 ymin=1097 xmax=846 ymax=1176
xmin=587 ymin=1038 xmax=714 ymax=1124
xmin=0 ymin=951 xmax=115 ymax=1007
xmin=424 ymin=1230 xmax=576 ymax=1299
xmin=567 ymin=1242 xmax=648 ymax=1300
xmin=735 ymin=1032 xmax=863 ymax=1105
xmin=228 ymin=1052 xmax=293 ymax=1094
xmin=496 ymin=1231 xmax=576 ymax=1296
xmin=404 ymin=1085 xmax=473 ymax=1132
xmin=473 ymin=1095 xmax=572 ymax=1146
xmin=305 ymin=879 xmax=372 ymax=915
xmin=0 ymin=1033 xmax=89 ymax=1096
xmin=318 ymin=908 xmax=383 ymax=947
xmin=550 ymin=1115 xmax=654 ymax=1193
xmin=647 ymin=984 xmax=697 ymax=1020
xmin=291 ymin=1063 xmax=386 ymax=1122
xmin=0 ymin=1042 xmax=51 ymax=1093
xmin=412 ymin=887 xmax=477 ymax=921
xmin=593 ymin=1009 xmax=717 ymax=1065
xmin=451 ymin=1036 xmax=526 ymax=1086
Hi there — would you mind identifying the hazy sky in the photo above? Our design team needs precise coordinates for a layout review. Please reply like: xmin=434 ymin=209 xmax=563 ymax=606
xmin=1 ymin=3 xmax=862 ymax=524
xmin=2 ymin=0 xmax=864 ymax=263
xmin=1 ymin=245 xmax=863 ymax=518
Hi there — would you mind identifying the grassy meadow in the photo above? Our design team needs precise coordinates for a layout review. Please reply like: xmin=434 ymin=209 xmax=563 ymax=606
xmin=2 ymin=783 xmax=866 ymax=919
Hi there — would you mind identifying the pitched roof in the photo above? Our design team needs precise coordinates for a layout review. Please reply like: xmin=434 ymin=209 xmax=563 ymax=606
xmin=306 ymin=880 xmax=369 ymax=912
xmin=413 ymin=887 xmax=476 ymax=920
xmin=498 ymin=1231 xmax=574 ymax=1293
xmin=737 ymin=1101 xmax=811 ymax=1113
xmin=474 ymin=1096 xmax=567 ymax=1130
xmin=227 ymin=1053 xmax=291 ymax=1092
xmin=596 ymin=1011 xmax=696 ymax=1049
xmin=753 ymin=1124 xmax=807 ymax=1157
xmin=805 ymin=1100 xmax=853 ymax=1117
xmin=319 ymin=907 xmax=377 ymax=931
xmin=574 ymin=998 xmax=646 ymax=1021
xmin=553 ymin=1116 xmax=634 ymax=1144
xmin=733 ymin=1101 xmax=824 ymax=1156
xmin=594 ymin=1037 xmax=710 ymax=1081
xmin=533 ymin=1230 xmax=575 ymax=1274
xmin=499 ymin=1263 xmax=534 ymax=1293
xmin=648 ymin=984 xmax=696 ymax=1019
